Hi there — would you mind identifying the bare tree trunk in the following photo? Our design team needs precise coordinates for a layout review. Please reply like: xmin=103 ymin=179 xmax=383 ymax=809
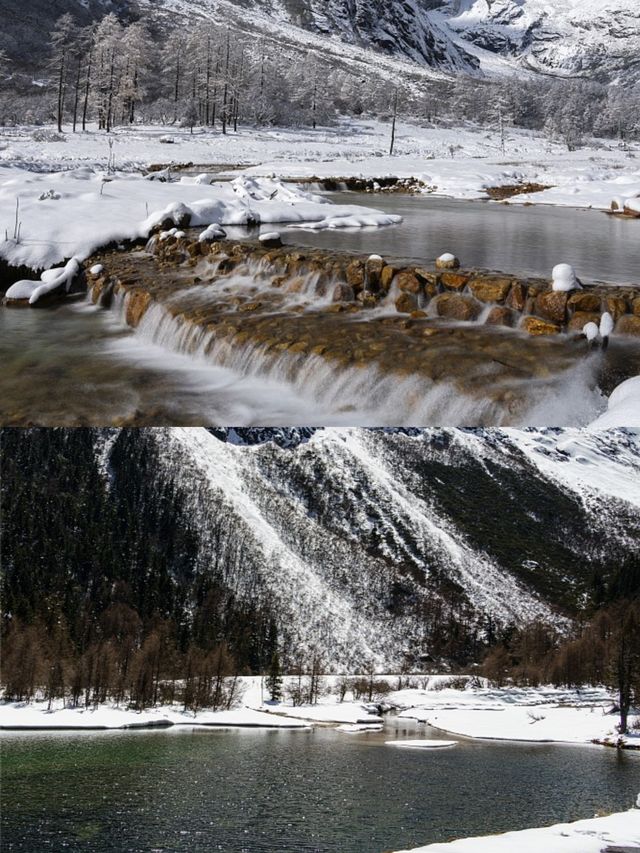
xmin=389 ymin=87 xmax=399 ymax=156
xmin=72 ymin=56 xmax=81 ymax=132
xmin=82 ymin=50 xmax=92 ymax=131
xmin=57 ymin=50 xmax=66 ymax=133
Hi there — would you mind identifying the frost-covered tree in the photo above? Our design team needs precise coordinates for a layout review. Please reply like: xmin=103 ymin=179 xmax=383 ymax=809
xmin=92 ymin=14 xmax=124 ymax=132
xmin=50 ymin=14 xmax=80 ymax=132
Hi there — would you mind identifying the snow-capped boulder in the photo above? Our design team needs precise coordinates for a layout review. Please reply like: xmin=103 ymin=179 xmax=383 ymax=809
xmin=552 ymin=263 xmax=582 ymax=293
xmin=436 ymin=253 xmax=460 ymax=270
xmin=259 ymin=231 xmax=283 ymax=249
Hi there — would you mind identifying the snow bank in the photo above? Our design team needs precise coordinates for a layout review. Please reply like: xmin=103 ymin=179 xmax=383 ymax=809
xmin=5 ymin=257 xmax=81 ymax=305
xmin=419 ymin=706 xmax=623 ymax=745
xmin=255 ymin=701 xmax=383 ymax=726
xmin=0 ymin=699 xmax=311 ymax=730
xmin=395 ymin=808 xmax=640 ymax=853
xmin=0 ymin=167 xmax=401 ymax=270
xmin=385 ymin=740 xmax=457 ymax=749
xmin=589 ymin=377 xmax=640 ymax=429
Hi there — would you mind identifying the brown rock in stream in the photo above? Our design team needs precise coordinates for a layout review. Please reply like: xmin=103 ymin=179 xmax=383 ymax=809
xmin=126 ymin=291 xmax=152 ymax=327
xmin=605 ymin=295 xmax=628 ymax=321
xmin=567 ymin=292 xmax=601 ymax=313
xmin=435 ymin=293 xmax=481 ymax=321
xmin=395 ymin=292 xmax=419 ymax=314
xmin=506 ymin=282 xmax=527 ymax=312
xmin=441 ymin=272 xmax=470 ymax=292
xmin=616 ymin=315 xmax=640 ymax=336
xmin=485 ymin=306 xmax=515 ymax=327
xmin=333 ymin=283 xmax=355 ymax=303
xmin=536 ymin=291 xmax=568 ymax=324
xmin=469 ymin=276 xmax=513 ymax=304
xmin=568 ymin=311 xmax=601 ymax=332
xmin=522 ymin=317 xmax=561 ymax=336
xmin=396 ymin=271 xmax=422 ymax=294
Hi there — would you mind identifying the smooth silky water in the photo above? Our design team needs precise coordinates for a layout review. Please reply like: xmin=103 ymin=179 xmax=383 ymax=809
xmin=1 ymin=195 xmax=638 ymax=426
xmin=2 ymin=724 xmax=639 ymax=853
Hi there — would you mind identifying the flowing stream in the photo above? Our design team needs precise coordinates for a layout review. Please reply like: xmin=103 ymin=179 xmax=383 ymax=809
xmin=1 ymin=194 xmax=638 ymax=427
xmin=2 ymin=724 xmax=639 ymax=853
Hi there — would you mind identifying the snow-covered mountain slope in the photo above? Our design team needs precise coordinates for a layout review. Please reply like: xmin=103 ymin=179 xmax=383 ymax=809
xmin=144 ymin=0 xmax=639 ymax=82
xmin=94 ymin=427 xmax=639 ymax=668
xmin=442 ymin=0 xmax=640 ymax=82
xmin=5 ymin=0 xmax=637 ymax=83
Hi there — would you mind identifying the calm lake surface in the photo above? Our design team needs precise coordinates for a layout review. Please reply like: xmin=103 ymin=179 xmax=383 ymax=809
xmin=2 ymin=725 xmax=639 ymax=853
xmin=268 ymin=192 xmax=638 ymax=286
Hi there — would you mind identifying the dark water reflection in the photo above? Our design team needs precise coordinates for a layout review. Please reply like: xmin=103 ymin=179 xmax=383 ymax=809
xmin=2 ymin=725 xmax=639 ymax=853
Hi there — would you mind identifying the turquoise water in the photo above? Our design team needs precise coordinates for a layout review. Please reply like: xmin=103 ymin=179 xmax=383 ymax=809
xmin=2 ymin=725 xmax=639 ymax=853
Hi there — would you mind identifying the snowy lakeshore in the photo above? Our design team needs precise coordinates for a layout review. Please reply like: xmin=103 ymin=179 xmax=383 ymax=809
xmin=1 ymin=118 xmax=639 ymax=273
xmin=2 ymin=677 xmax=638 ymax=748
xmin=394 ymin=808 xmax=640 ymax=853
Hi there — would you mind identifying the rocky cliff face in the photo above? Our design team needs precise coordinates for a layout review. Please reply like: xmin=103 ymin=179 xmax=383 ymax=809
xmin=443 ymin=0 xmax=640 ymax=83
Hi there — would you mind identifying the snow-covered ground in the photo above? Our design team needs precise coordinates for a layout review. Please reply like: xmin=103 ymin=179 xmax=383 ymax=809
xmin=0 ymin=167 xmax=398 ymax=271
xmin=3 ymin=677 xmax=637 ymax=748
xmin=395 ymin=807 xmax=640 ymax=853
xmin=1 ymin=120 xmax=638 ymax=244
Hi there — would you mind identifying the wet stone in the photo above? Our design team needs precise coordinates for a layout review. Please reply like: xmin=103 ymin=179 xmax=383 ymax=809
xmin=441 ymin=272 xmax=470 ymax=292
xmin=469 ymin=276 xmax=513 ymax=304
xmin=536 ymin=291 xmax=568 ymax=324
xmin=522 ymin=317 xmax=561 ymax=336
xmin=435 ymin=293 xmax=481 ymax=321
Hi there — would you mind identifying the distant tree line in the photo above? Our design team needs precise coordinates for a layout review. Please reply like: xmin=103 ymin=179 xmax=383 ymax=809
xmin=0 ymin=13 xmax=638 ymax=146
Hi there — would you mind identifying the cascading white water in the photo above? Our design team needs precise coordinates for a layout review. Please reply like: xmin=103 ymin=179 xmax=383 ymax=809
xmin=110 ymin=287 xmax=608 ymax=426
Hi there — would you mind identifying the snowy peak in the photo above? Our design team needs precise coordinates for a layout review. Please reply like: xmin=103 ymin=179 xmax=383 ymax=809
xmin=443 ymin=0 xmax=640 ymax=80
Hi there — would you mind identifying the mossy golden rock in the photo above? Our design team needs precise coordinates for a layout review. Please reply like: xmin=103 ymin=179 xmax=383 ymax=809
xmin=522 ymin=317 xmax=561 ymax=336
xmin=605 ymin=295 xmax=628 ymax=321
xmin=506 ymin=282 xmax=527 ymax=312
xmin=435 ymin=293 xmax=480 ymax=321
xmin=536 ymin=291 xmax=568 ymax=324
xmin=567 ymin=292 xmax=601 ymax=313
xmin=441 ymin=272 xmax=469 ymax=292
xmin=469 ymin=276 xmax=513 ymax=304
xmin=615 ymin=315 xmax=640 ymax=336
xmin=380 ymin=265 xmax=398 ymax=291
xmin=396 ymin=271 xmax=422 ymax=294
xmin=125 ymin=291 xmax=152 ymax=327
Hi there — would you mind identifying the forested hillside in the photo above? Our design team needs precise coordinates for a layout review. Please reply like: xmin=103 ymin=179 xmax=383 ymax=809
xmin=2 ymin=427 xmax=639 ymax=713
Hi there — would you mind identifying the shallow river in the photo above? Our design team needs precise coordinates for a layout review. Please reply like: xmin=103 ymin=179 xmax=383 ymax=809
xmin=2 ymin=725 xmax=639 ymax=853
xmin=1 ymin=194 xmax=638 ymax=427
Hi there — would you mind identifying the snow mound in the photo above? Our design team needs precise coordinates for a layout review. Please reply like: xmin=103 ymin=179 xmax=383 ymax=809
xmin=5 ymin=257 xmax=81 ymax=305
xmin=385 ymin=740 xmax=457 ymax=749
xmin=589 ymin=377 xmax=640 ymax=429
xmin=552 ymin=263 xmax=581 ymax=292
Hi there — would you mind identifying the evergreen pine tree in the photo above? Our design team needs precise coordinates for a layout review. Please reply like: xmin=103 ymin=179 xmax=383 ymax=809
xmin=265 ymin=652 xmax=283 ymax=702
